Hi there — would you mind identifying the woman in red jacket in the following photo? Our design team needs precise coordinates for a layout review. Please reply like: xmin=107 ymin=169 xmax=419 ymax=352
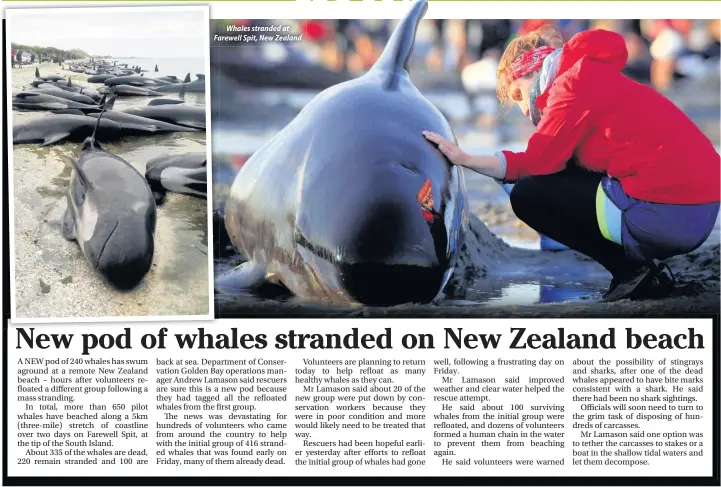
xmin=423 ymin=26 xmax=720 ymax=302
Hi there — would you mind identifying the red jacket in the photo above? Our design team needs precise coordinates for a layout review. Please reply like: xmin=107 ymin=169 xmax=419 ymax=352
xmin=502 ymin=29 xmax=720 ymax=205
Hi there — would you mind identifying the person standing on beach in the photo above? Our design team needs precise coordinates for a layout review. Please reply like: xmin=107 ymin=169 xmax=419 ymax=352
xmin=16 ymin=50 xmax=23 ymax=68
xmin=422 ymin=25 xmax=720 ymax=303
xmin=30 ymin=53 xmax=35 ymax=65
xmin=11 ymin=48 xmax=15 ymax=68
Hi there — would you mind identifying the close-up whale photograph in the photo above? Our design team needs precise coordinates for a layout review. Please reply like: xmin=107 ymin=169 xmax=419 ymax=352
xmin=211 ymin=1 xmax=720 ymax=318
xmin=7 ymin=6 xmax=213 ymax=320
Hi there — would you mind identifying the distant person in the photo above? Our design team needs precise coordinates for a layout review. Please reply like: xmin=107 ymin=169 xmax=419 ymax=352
xmin=334 ymin=19 xmax=352 ymax=71
xmin=11 ymin=48 xmax=15 ymax=68
xmin=16 ymin=50 xmax=23 ymax=68
xmin=556 ymin=19 xmax=589 ymax=39
xmin=30 ymin=53 xmax=35 ymax=65
xmin=473 ymin=20 xmax=512 ymax=59
xmin=422 ymin=25 xmax=720 ymax=302
xmin=517 ymin=19 xmax=555 ymax=36
xmin=649 ymin=20 xmax=686 ymax=91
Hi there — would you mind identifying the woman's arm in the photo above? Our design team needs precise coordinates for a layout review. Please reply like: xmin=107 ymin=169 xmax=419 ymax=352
xmin=422 ymin=131 xmax=506 ymax=180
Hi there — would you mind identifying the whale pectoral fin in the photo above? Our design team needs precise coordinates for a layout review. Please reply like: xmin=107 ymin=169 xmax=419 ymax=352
xmin=61 ymin=205 xmax=77 ymax=241
xmin=215 ymin=262 xmax=268 ymax=295
xmin=215 ymin=262 xmax=291 ymax=299
xmin=178 ymin=121 xmax=205 ymax=130
xmin=41 ymin=103 xmax=69 ymax=110
xmin=41 ymin=132 xmax=70 ymax=146
xmin=152 ymin=190 xmax=167 ymax=206
xmin=124 ymin=123 xmax=159 ymax=133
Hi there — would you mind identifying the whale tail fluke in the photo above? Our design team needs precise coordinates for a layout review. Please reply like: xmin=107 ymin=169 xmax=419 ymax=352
xmin=369 ymin=0 xmax=428 ymax=88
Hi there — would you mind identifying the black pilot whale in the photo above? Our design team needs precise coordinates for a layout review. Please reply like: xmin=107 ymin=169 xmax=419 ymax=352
xmin=61 ymin=110 xmax=157 ymax=290
xmin=217 ymin=0 xmax=468 ymax=306
xmin=145 ymin=153 xmax=207 ymax=205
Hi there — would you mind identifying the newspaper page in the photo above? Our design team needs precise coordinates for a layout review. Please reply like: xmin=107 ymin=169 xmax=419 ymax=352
xmin=2 ymin=0 xmax=719 ymax=485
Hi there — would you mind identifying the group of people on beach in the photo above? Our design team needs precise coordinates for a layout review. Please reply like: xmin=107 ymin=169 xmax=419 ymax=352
xmin=291 ymin=18 xmax=719 ymax=93
xmin=10 ymin=49 xmax=63 ymax=68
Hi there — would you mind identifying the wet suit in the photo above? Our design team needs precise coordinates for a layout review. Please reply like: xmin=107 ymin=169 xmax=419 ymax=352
xmin=496 ymin=29 xmax=720 ymax=300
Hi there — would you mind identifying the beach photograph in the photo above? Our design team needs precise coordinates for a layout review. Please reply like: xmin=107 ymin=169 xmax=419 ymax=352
xmin=7 ymin=6 xmax=212 ymax=321
xmin=210 ymin=2 xmax=720 ymax=317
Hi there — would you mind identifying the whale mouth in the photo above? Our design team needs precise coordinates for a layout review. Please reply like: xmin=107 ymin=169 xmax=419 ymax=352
xmin=338 ymin=261 xmax=445 ymax=306
xmin=94 ymin=220 xmax=154 ymax=290
xmin=295 ymin=228 xmax=445 ymax=305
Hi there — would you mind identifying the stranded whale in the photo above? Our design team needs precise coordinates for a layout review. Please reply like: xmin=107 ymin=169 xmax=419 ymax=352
xmin=13 ymin=113 xmax=123 ymax=146
xmin=61 ymin=110 xmax=157 ymax=290
xmin=217 ymin=0 xmax=468 ymax=306
xmin=145 ymin=153 xmax=207 ymax=204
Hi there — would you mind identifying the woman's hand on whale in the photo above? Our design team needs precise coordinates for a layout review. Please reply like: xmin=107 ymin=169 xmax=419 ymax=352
xmin=422 ymin=131 xmax=469 ymax=166
xmin=422 ymin=130 xmax=505 ymax=180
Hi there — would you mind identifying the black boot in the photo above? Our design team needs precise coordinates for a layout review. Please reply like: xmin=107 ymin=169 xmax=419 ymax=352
xmin=602 ymin=261 xmax=676 ymax=302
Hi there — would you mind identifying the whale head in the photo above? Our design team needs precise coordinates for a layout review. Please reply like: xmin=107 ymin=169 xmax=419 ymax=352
xmin=289 ymin=0 xmax=466 ymax=305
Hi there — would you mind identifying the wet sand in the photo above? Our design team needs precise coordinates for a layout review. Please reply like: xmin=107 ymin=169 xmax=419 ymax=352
xmin=11 ymin=63 xmax=210 ymax=320
xmin=215 ymin=211 xmax=720 ymax=318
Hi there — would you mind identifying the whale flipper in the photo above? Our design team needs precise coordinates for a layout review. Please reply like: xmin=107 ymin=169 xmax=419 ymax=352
xmin=215 ymin=262 xmax=290 ymax=298
xmin=176 ymin=120 xmax=204 ymax=130
xmin=62 ymin=206 xmax=77 ymax=241
xmin=41 ymin=103 xmax=70 ymax=110
xmin=123 ymin=123 xmax=160 ymax=133
xmin=152 ymin=190 xmax=167 ymax=206
xmin=41 ymin=132 xmax=70 ymax=146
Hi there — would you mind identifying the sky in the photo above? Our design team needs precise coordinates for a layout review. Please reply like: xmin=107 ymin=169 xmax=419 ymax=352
xmin=9 ymin=9 xmax=206 ymax=59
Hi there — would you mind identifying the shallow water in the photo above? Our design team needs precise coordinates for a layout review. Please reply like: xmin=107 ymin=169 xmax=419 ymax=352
xmin=11 ymin=62 xmax=210 ymax=319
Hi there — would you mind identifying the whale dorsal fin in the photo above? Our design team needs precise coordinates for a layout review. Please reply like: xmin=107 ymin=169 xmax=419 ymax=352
xmin=368 ymin=0 xmax=428 ymax=89
xmin=81 ymin=106 xmax=106 ymax=152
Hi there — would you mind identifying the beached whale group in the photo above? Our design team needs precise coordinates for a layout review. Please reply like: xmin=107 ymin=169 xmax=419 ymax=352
xmin=12 ymin=66 xmax=208 ymax=291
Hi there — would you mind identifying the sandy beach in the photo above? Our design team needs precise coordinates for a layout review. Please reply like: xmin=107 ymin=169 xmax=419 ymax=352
xmin=11 ymin=62 xmax=211 ymax=320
